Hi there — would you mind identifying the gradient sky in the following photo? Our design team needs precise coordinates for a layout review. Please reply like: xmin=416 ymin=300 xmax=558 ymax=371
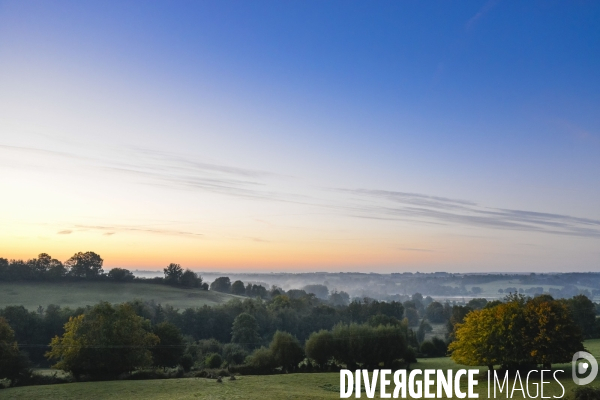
xmin=1 ymin=1 xmax=599 ymax=272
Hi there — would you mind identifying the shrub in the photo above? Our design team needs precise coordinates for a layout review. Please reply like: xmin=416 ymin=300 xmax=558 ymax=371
xmin=204 ymin=353 xmax=223 ymax=369
xmin=179 ymin=354 xmax=194 ymax=372
xmin=223 ymin=343 xmax=247 ymax=365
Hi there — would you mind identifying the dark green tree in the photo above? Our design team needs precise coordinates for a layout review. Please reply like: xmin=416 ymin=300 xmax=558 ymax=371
xmin=152 ymin=322 xmax=184 ymax=368
xmin=231 ymin=280 xmax=246 ymax=295
xmin=163 ymin=263 xmax=183 ymax=284
xmin=269 ymin=331 xmax=304 ymax=372
xmin=565 ymin=295 xmax=597 ymax=338
xmin=231 ymin=312 xmax=260 ymax=348
xmin=107 ymin=268 xmax=134 ymax=282
xmin=305 ymin=330 xmax=334 ymax=369
xmin=0 ymin=317 xmax=29 ymax=384
xmin=425 ymin=301 xmax=446 ymax=323
xmin=211 ymin=277 xmax=231 ymax=293
xmin=65 ymin=252 xmax=104 ymax=279
xmin=180 ymin=269 xmax=201 ymax=287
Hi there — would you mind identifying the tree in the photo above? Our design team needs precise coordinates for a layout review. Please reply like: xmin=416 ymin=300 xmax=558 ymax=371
xmin=204 ymin=352 xmax=223 ymax=368
xmin=223 ymin=343 xmax=247 ymax=365
xmin=231 ymin=313 xmax=260 ymax=348
xmin=446 ymin=305 xmax=472 ymax=341
xmin=269 ymin=331 xmax=304 ymax=372
xmin=449 ymin=296 xmax=584 ymax=371
xmin=163 ymin=263 xmax=183 ymax=284
xmin=180 ymin=269 xmax=201 ymax=288
xmin=152 ymin=322 xmax=184 ymax=368
xmin=211 ymin=277 xmax=231 ymax=293
xmin=65 ymin=252 xmax=104 ymax=279
xmin=305 ymin=330 xmax=334 ymax=369
xmin=425 ymin=301 xmax=446 ymax=323
xmin=107 ymin=268 xmax=134 ymax=282
xmin=466 ymin=298 xmax=488 ymax=310
xmin=449 ymin=305 xmax=503 ymax=371
xmin=565 ymin=295 xmax=597 ymax=339
xmin=416 ymin=319 xmax=432 ymax=343
xmin=329 ymin=291 xmax=350 ymax=306
xmin=524 ymin=296 xmax=584 ymax=368
xmin=302 ymin=284 xmax=329 ymax=300
xmin=231 ymin=280 xmax=246 ymax=295
xmin=46 ymin=302 xmax=159 ymax=378
xmin=0 ymin=317 xmax=28 ymax=384
xmin=246 ymin=346 xmax=275 ymax=372
xmin=404 ymin=307 xmax=419 ymax=326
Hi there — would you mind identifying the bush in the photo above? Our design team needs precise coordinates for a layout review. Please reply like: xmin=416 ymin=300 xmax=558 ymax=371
xmin=223 ymin=343 xmax=247 ymax=365
xmin=245 ymin=346 xmax=275 ymax=372
xmin=204 ymin=353 xmax=223 ymax=369
xmin=180 ymin=354 xmax=194 ymax=372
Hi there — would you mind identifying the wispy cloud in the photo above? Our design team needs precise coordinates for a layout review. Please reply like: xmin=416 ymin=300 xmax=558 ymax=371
xmin=398 ymin=247 xmax=434 ymax=252
xmin=337 ymin=188 xmax=600 ymax=238
xmin=0 ymin=143 xmax=309 ymax=204
xmin=74 ymin=224 xmax=203 ymax=238
xmin=57 ymin=230 xmax=72 ymax=235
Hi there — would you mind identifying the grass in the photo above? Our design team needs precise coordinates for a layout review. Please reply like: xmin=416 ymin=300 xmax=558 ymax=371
xmin=3 ymin=341 xmax=600 ymax=399
xmin=0 ymin=281 xmax=237 ymax=310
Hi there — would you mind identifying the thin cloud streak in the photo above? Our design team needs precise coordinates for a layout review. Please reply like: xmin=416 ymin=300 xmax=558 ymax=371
xmin=339 ymin=188 xmax=600 ymax=238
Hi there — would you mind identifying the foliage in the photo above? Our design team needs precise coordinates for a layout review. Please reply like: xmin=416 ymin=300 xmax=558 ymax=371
xmin=65 ymin=252 xmax=104 ymax=279
xmin=107 ymin=268 xmax=134 ymax=282
xmin=151 ymin=322 xmax=184 ymax=368
xmin=179 ymin=354 xmax=194 ymax=372
xmin=179 ymin=269 xmax=202 ymax=288
xmin=420 ymin=337 xmax=447 ymax=357
xmin=416 ymin=319 xmax=432 ymax=343
xmin=304 ymin=330 xmax=334 ymax=368
xmin=302 ymin=284 xmax=329 ymax=299
xmin=565 ymin=295 xmax=597 ymax=338
xmin=231 ymin=280 xmax=246 ymax=295
xmin=211 ymin=277 xmax=231 ymax=293
xmin=449 ymin=295 xmax=584 ymax=370
xmin=328 ymin=291 xmax=350 ymax=306
xmin=204 ymin=352 xmax=223 ymax=369
xmin=245 ymin=346 xmax=275 ymax=372
xmin=269 ymin=331 xmax=304 ymax=372
xmin=425 ymin=301 xmax=446 ymax=323
xmin=222 ymin=343 xmax=247 ymax=365
xmin=163 ymin=263 xmax=183 ymax=284
xmin=46 ymin=302 xmax=159 ymax=378
xmin=305 ymin=322 xmax=409 ymax=369
xmin=404 ymin=307 xmax=419 ymax=326
xmin=231 ymin=313 xmax=261 ymax=348
xmin=466 ymin=298 xmax=488 ymax=310
xmin=0 ymin=317 xmax=29 ymax=383
xmin=446 ymin=305 xmax=472 ymax=341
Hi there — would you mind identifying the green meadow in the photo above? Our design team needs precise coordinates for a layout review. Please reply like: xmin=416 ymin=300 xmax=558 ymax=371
xmin=2 ymin=340 xmax=599 ymax=399
xmin=0 ymin=281 xmax=236 ymax=310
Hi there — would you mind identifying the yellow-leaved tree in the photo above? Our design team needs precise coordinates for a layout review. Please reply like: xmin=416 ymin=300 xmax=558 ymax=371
xmin=46 ymin=302 xmax=159 ymax=378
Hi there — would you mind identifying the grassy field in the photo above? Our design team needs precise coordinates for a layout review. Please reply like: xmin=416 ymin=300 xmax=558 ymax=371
xmin=3 ymin=341 xmax=599 ymax=399
xmin=0 ymin=281 xmax=237 ymax=310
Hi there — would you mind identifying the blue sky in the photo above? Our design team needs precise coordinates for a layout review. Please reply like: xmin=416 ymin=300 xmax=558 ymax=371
xmin=1 ymin=1 xmax=599 ymax=271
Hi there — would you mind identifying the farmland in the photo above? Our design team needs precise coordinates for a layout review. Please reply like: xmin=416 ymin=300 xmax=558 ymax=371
xmin=0 ymin=281 xmax=237 ymax=311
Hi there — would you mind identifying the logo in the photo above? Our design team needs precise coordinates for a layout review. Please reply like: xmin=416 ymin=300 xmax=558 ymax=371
xmin=572 ymin=351 xmax=598 ymax=385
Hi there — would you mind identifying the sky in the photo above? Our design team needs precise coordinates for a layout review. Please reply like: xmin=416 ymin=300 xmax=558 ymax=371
xmin=0 ymin=0 xmax=599 ymax=272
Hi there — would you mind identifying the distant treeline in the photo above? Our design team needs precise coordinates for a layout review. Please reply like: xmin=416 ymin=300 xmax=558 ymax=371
xmin=0 ymin=252 xmax=204 ymax=288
